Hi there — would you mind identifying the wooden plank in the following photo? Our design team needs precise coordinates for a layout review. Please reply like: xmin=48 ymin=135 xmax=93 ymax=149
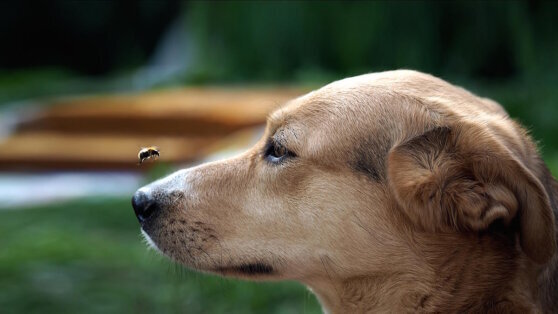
xmin=17 ymin=88 xmax=305 ymax=136
xmin=0 ymin=132 xmax=216 ymax=171
xmin=3 ymin=87 xmax=306 ymax=171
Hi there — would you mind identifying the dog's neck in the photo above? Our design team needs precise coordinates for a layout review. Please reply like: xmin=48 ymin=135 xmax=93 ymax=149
xmin=306 ymin=232 xmax=541 ymax=313
xmin=308 ymin=274 xmax=436 ymax=313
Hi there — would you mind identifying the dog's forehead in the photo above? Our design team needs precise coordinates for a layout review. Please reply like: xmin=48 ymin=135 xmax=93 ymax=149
xmin=268 ymin=90 xmax=392 ymax=159
xmin=265 ymin=69 xmax=470 ymax=154
xmin=270 ymin=70 xmax=429 ymax=124
xmin=269 ymin=82 xmax=391 ymax=133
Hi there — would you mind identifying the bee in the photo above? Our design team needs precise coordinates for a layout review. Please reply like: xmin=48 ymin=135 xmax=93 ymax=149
xmin=138 ymin=146 xmax=160 ymax=164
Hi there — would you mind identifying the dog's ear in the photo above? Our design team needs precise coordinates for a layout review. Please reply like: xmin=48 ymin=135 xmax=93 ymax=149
xmin=387 ymin=125 xmax=556 ymax=264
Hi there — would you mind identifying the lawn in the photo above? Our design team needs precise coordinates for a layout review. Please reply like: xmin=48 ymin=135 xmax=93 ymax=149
xmin=0 ymin=198 xmax=321 ymax=314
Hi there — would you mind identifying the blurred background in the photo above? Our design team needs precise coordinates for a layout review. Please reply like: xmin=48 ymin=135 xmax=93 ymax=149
xmin=1 ymin=1 xmax=557 ymax=313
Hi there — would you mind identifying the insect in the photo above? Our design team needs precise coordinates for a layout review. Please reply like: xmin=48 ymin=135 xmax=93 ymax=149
xmin=138 ymin=146 xmax=160 ymax=164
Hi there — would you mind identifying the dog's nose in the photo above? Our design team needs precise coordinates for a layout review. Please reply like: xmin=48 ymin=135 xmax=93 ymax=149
xmin=132 ymin=190 xmax=159 ymax=224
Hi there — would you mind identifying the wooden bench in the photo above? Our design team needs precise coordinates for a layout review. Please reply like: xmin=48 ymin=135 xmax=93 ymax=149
xmin=1 ymin=87 xmax=305 ymax=171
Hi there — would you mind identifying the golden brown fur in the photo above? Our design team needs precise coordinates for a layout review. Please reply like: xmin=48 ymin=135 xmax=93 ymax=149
xmin=135 ymin=70 xmax=558 ymax=313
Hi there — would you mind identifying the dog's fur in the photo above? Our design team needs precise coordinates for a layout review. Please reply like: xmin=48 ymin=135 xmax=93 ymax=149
xmin=135 ymin=70 xmax=558 ymax=313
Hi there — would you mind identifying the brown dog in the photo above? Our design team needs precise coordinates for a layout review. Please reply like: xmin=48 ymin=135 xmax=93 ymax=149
xmin=132 ymin=70 xmax=558 ymax=313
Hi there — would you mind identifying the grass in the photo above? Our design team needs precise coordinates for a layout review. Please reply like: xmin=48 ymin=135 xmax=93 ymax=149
xmin=0 ymin=198 xmax=321 ymax=314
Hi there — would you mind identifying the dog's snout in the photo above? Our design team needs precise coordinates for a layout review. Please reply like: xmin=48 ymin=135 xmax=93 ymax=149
xmin=132 ymin=190 xmax=159 ymax=224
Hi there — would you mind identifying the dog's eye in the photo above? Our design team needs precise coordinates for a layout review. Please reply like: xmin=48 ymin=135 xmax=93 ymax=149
xmin=264 ymin=141 xmax=295 ymax=163
xmin=273 ymin=145 xmax=287 ymax=158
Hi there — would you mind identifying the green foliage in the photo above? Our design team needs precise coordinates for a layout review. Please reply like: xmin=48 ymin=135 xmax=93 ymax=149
xmin=0 ymin=199 xmax=321 ymax=314
xmin=185 ymin=1 xmax=558 ymax=82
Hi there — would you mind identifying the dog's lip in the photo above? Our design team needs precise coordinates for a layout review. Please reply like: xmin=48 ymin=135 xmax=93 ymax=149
xmin=141 ymin=229 xmax=163 ymax=254
xmin=213 ymin=262 xmax=275 ymax=276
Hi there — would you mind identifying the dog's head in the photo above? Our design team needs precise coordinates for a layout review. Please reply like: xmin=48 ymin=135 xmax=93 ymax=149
xmin=132 ymin=70 xmax=555 ymax=287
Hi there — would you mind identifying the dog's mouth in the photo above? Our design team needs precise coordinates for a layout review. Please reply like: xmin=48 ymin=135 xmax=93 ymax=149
xmin=141 ymin=228 xmax=276 ymax=277
xmin=141 ymin=229 xmax=163 ymax=253
xmin=214 ymin=263 xmax=275 ymax=276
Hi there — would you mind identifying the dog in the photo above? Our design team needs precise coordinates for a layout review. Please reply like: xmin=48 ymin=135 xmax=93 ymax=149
xmin=132 ymin=70 xmax=558 ymax=313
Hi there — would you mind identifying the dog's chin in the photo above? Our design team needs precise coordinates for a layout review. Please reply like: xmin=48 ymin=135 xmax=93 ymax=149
xmin=141 ymin=228 xmax=276 ymax=278
xmin=140 ymin=227 xmax=277 ymax=280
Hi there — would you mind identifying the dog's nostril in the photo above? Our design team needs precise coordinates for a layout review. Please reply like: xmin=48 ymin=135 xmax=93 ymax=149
xmin=132 ymin=191 xmax=159 ymax=224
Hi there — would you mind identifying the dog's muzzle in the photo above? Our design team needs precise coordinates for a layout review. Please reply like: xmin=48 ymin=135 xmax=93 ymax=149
xmin=131 ymin=169 xmax=189 ymax=228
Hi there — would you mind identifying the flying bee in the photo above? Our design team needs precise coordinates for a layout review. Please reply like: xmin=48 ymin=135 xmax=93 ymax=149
xmin=138 ymin=146 xmax=160 ymax=164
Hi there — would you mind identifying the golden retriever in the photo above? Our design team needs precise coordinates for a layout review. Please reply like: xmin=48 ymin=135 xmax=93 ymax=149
xmin=132 ymin=70 xmax=558 ymax=313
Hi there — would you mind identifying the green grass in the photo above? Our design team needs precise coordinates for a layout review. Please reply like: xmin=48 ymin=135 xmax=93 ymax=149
xmin=0 ymin=198 xmax=321 ymax=314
